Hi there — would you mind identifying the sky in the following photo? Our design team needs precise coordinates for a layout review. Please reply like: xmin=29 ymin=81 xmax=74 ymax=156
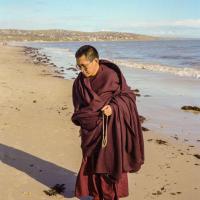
xmin=0 ymin=0 xmax=200 ymax=38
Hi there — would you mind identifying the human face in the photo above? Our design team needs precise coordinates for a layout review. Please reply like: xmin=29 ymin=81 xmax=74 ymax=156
xmin=76 ymin=55 xmax=99 ymax=77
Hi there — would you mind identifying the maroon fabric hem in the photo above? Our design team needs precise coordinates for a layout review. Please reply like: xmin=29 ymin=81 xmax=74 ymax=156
xmin=75 ymin=157 xmax=129 ymax=200
xmin=74 ymin=193 xmax=129 ymax=199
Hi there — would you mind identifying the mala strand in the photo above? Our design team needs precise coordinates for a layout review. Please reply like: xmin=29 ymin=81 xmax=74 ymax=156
xmin=101 ymin=112 xmax=108 ymax=148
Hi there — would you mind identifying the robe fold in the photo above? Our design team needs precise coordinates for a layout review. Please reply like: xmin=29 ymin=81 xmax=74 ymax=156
xmin=71 ymin=59 xmax=145 ymax=198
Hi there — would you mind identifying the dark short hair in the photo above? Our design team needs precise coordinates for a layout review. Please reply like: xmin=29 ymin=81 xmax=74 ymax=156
xmin=75 ymin=45 xmax=99 ymax=61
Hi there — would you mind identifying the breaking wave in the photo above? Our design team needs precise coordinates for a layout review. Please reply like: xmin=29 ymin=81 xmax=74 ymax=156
xmin=111 ymin=59 xmax=200 ymax=79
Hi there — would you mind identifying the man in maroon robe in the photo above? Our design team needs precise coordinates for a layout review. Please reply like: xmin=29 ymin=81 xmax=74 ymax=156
xmin=71 ymin=45 xmax=144 ymax=200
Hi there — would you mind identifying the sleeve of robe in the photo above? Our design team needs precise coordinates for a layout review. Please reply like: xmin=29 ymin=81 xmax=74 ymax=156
xmin=72 ymin=78 xmax=81 ymax=126
xmin=108 ymin=73 xmax=145 ymax=171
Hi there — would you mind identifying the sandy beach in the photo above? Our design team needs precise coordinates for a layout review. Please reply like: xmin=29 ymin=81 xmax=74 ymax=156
xmin=0 ymin=45 xmax=200 ymax=200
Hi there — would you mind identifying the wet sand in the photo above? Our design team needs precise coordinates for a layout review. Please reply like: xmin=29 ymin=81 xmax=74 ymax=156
xmin=0 ymin=45 xmax=200 ymax=200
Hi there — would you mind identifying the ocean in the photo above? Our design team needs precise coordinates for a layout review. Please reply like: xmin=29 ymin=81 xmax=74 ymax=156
xmin=21 ymin=39 xmax=200 ymax=79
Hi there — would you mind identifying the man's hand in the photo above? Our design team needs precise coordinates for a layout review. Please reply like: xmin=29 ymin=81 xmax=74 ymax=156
xmin=101 ymin=105 xmax=112 ymax=116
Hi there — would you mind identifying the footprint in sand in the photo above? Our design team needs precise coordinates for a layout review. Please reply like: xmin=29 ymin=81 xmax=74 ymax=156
xmin=15 ymin=107 xmax=20 ymax=111
xmin=155 ymin=139 xmax=168 ymax=145
xmin=170 ymin=191 xmax=182 ymax=195
xmin=193 ymin=154 xmax=200 ymax=159
xmin=152 ymin=190 xmax=162 ymax=195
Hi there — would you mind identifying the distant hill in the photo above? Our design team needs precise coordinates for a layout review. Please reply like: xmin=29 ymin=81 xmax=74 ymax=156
xmin=0 ymin=29 xmax=159 ymax=42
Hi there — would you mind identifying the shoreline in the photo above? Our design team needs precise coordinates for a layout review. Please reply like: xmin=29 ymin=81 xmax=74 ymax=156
xmin=9 ymin=40 xmax=200 ymax=80
xmin=8 ymin=43 xmax=200 ymax=147
xmin=9 ymin=43 xmax=200 ymax=146
xmin=0 ymin=44 xmax=200 ymax=199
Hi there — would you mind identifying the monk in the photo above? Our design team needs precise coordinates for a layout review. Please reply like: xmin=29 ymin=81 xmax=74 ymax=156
xmin=71 ymin=45 xmax=145 ymax=200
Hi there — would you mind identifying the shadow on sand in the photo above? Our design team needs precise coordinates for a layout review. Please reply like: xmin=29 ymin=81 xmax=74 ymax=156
xmin=0 ymin=143 xmax=81 ymax=199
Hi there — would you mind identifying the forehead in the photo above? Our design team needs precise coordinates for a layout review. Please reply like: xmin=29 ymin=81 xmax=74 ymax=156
xmin=76 ymin=54 xmax=90 ymax=64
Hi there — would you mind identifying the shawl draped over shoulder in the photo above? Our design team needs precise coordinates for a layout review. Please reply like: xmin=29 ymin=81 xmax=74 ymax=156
xmin=71 ymin=59 xmax=145 ymax=183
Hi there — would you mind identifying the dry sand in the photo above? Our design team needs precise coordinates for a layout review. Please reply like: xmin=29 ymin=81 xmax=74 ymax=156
xmin=0 ymin=45 xmax=200 ymax=200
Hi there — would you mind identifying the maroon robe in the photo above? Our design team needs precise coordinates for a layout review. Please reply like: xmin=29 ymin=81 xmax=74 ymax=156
xmin=71 ymin=59 xmax=145 ymax=199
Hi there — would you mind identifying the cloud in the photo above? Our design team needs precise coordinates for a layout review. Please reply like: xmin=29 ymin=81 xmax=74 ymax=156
xmin=173 ymin=19 xmax=200 ymax=27
xmin=109 ymin=19 xmax=200 ymax=28
xmin=99 ymin=19 xmax=200 ymax=38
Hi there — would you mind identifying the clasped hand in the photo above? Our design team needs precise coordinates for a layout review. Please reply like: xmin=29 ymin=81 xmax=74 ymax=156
xmin=101 ymin=104 xmax=112 ymax=116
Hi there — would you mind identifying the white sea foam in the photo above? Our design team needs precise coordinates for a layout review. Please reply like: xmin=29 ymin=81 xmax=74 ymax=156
xmin=39 ymin=47 xmax=74 ymax=58
xmin=110 ymin=59 xmax=200 ymax=79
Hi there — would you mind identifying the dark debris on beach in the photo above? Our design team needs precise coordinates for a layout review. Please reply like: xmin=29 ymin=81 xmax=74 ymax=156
xmin=181 ymin=105 xmax=200 ymax=113
xmin=155 ymin=139 xmax=168 ymax=145
xmin=43 ymin=184 xmax=66 ymax=196
xmin=142 ymin=126 xmax=150 ymax=131
xmin=23 ymin=46 xmax=65 ymax=78
xmin=131 ymin=88 xmax=141 ymax=96
xmin=23 ymin=46 xmax=81 ymax=81
xmin=139 ymin=115 xmax=146 ymax=123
